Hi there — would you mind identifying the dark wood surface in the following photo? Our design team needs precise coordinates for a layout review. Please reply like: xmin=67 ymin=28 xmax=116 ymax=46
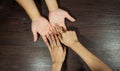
xmin=0 ymin=0 xmax=120 ymax=71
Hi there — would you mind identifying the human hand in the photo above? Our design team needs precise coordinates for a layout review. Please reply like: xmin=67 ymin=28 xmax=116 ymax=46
xmin=58 ymin=30 xmax=79 ymax=47
xmin=49 ymin=8 xmax=75 ymax=29
xmin=59 ymin=31 xmax=78 ymax=47
xmin=31 ymin=16 xmax=51 ymax=43
xmin=46 ymin=33 xmax=66 ymax=64
xmin=52 ymin=24 xmax=78 ymax=47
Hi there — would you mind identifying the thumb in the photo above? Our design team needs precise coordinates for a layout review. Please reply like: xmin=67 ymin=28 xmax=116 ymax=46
xmin=32 ymin=30 xmax=38 ymax=42
xmin=66 ymin=13 xmax=76 ymax=22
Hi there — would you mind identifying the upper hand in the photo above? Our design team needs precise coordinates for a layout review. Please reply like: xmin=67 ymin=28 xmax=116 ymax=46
xmin=59 ymin=30 xmax=79 ymax=47
xmin=53 ymin=25 xmax=79 ymax=47
xmin=49 ymin=8 xmax=75 ymax=29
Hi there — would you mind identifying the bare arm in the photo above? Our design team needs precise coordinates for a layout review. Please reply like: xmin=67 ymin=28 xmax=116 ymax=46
xmin=16 ymin=0 xmax=41 ymax=21
xmin=45 ymin=0 xmax=58 ymax=11
xmin=45 ymin=0 xmax=75 ymax=29
xmin=52 ymin=63 xmax=62 ymax=71
xmin=70 ymin=42 xmax=112 ymax=71
xmin=16 ymin=0 xmax=51 ymax=44
xmin=58 ymin=29 xmax=112 ymax=71
xmin=46 ymin=33 xmax=66 ymax=71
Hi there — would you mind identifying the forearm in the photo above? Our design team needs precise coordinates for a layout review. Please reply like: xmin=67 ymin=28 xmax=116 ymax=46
xmin=45 ymin=0 xmax=58 ymax=11
xmin=52 ymin=63 xmax=62 ymax=71
xmin=70 ymin=42 xmax=112 ymax=71
xmin=16 ymin=0 xmax=41 ymax=21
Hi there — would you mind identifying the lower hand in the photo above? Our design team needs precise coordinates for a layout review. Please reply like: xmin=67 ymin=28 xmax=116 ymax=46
xmin=31 ymin=16 xmax=51 ymax=43
xmin=46 ymin=33 xmax=66 ymax=64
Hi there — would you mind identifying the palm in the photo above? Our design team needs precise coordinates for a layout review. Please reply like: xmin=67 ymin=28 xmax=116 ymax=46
xmin=31 ymin=16 xmax=51 ymax=42
xmin=49 ymin=9 xmax=75 ymax=29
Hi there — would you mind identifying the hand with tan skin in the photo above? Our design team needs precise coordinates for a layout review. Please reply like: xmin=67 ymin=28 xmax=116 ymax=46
xmin=54 ymin=25 xmax=112 ymax=71
xmin=59 ymin=31 xmax=78 ymax=47
xmin=46 ymin=33 xmax=66 ymax=71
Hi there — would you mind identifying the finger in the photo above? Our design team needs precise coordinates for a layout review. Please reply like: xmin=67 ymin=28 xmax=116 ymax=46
xmin=53 ymin=26 xmax=58 ymax=34
xmin=50 ymin=26 xmax=56 ymax=34
xmin=50 ymin=34 xmax=57 ymax=48
xmin=66 ymin=13 xmax=76 ymax=22
xmin=54 ymin=34 xmax=62 ymax=47
xmin=43 ymin=35 xmax=51 ymax=52
xmin=62 ymin=27 xmax=67 ymax=32
xmin=54 ymin=24 xmax=61 ymax=33
xmin=48 ymin=33 xmax=54 ymax=49
xmin=55 ymin=24 xmax=62 ymax=31
xmin=58 ymin=32 xmax=64 ymax=44
xmin=58 ymin=32 xmax=62 ymax=40
xmin=55 ymin=24 xmax=66 ymax=34
xmin=32 ymin=30 xmax=38 ymax=42
xmin=60 ymin=21 xmax=67 ymax=30
xmin=53 ymin=24 xmax=62 ymax=35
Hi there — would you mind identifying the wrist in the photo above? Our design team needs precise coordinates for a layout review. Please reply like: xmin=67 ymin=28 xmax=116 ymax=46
xmin=52 ymin=62 xmax=63 ymax=66
xmin=31 ymin=16 xmax=44 ymax=22
xmin=68 ymin=41 xmax=79 ymax=47
xmin=52 ymin=62 xmax=63 ymax=71
xmin=31 ymin=15 xmax=42 ymax=22
xmin=70 ymin=41 xmax=84 ymax=51
xmin=49 ymin=6 xmax=59 ymax=12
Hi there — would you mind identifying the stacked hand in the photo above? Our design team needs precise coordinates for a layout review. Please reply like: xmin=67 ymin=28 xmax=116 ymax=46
xmin=46 ymin=33 xmax=66 ymax=64
xmin=31 ymin=9 xmax=76 ymax=46
xmin=45 ymin=25 xmax=78 ymax=69
xmin=31 ymin=9 xmax=76 ymax=70
xmin=46 ymin=31 xmax=67 ymax=71
xmin=53 ymin=24 xmax=79 ymax=47
xmin=58 ymin=30 xmax=79 ymax=47
xmin=31 ymin=16 xmax=51 ymax=43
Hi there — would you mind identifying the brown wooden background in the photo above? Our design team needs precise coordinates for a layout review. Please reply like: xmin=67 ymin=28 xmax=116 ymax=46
xmin=0 ymin=0 xmax=120 ymax=71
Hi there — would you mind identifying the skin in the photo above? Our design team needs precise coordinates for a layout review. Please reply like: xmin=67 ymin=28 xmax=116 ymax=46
xmin=45 ymin=0 xmax=76 ymax=29
xmin=56 ymin=27 xmax=112 ymax=71
xmin=16 ymin=0 xmax=75 ymax=47
xmin=16 ymin=0 xmax=51 ymax=46
xmin=46 ymin=33 xmax=66 ymax=71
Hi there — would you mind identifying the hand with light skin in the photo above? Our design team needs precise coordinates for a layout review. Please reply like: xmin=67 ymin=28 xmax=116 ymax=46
xmin=49 ymin=8 xmax=76 ymax=29
xmin=31 ymin=16 xmax=51 ymax=42
xmin=46 ymin=33 xmax=66 ymax=71
xmin=17 ymin=0 xmax=75 ymax=43
xmin=16 ymin=0 xmax=52 ymax=46
xmin=45 ymin=0 xmax=76 ymax=29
